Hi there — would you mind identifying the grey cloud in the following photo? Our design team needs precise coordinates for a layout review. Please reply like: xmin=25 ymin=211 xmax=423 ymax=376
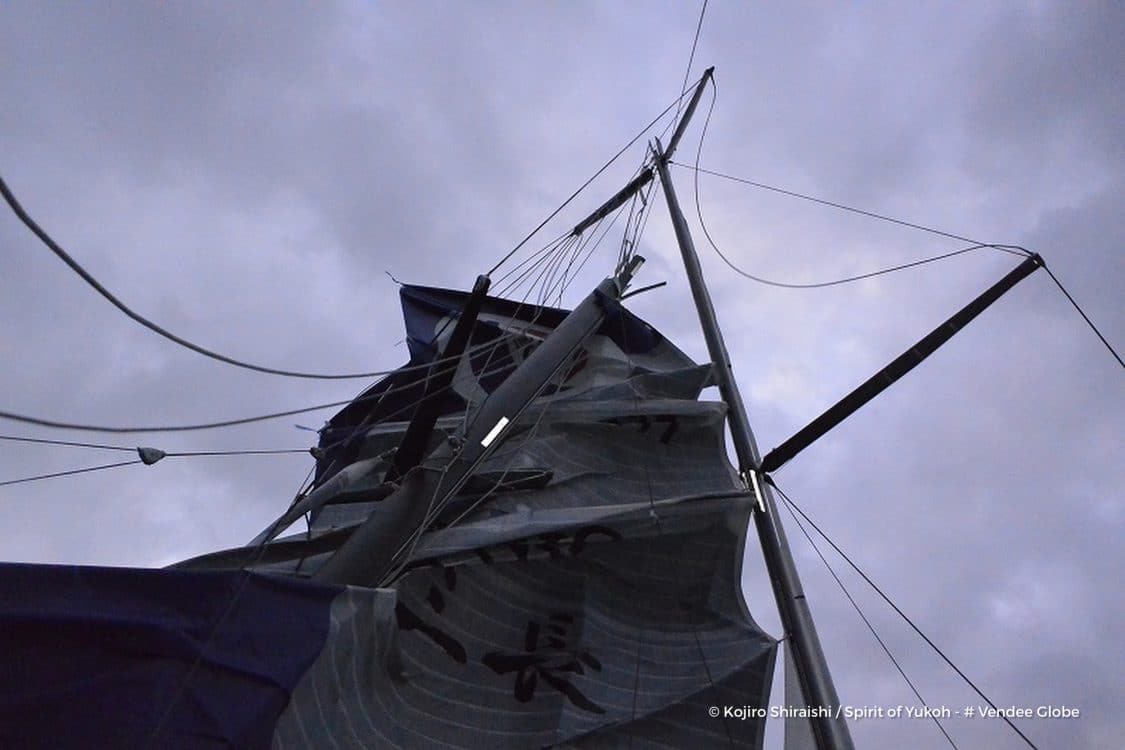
xmin=1 ymin=2 xmax=1120 ymax=748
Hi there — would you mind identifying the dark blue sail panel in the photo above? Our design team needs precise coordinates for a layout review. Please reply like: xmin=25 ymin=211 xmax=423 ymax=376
xmin=0 ymin=564 xmax=341 ymax=750
xmin=398 ymin=284 xmax=670 ymax=360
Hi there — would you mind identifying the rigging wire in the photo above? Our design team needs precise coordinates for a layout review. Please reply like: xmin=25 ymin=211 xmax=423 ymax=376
xmin=314 ymin=226 xmax=611 ymax=479
xmin=674 ymin=159 xmax=1027 ymax=254
xmin=779 ymin=492 xmax=960 ymax=750
xmin=1 ymin=79 xmax=692 ymax=438
xmin=486 ymin=75 xmax=706 ymax=275
xmin=0 ymin=433 xmax=308 ymax=457
xmin=156 ymin=181 xmax=655 ymax=739
xmin=0 ymin=459 xmax=142 ymax=488
xmin=1040 ymin=264 xmax=1124 ymax=370
xmin=683 ymin=84 xmax=1122 ymax=369
xmin=768 ymin=478 xmax=1042 ymax=750
xmin=494 ymin=232 xmax=572 ymax=293
xmin=388 ymin=190 xmax=647 ymax=578
xmin=383 ymin=224 xmax=615 ymax=579
xmin=687 ymin=83 xmax=1028 ymax=291
xmin=545 ymin=194 xmax=632 ymax=308
xmin=312 ymin=201 xmax=635 ymax=475
xmin=674 ymin=0 xmax=709 ymax=120
xmin=0 ymin=441 xmax=307 ymax=489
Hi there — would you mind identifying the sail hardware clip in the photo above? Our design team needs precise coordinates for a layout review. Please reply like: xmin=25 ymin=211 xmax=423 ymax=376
xmin=137 ymin=447 xmax=166 ymax=465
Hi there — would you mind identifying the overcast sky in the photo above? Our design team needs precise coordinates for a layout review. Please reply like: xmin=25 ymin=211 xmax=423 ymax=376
xmin=1 ymin=2 xmax=1121 ymax=749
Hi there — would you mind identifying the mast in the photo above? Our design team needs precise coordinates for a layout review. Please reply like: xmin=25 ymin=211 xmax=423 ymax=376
xmin=655 ymin=69 xmax=855 ymax=750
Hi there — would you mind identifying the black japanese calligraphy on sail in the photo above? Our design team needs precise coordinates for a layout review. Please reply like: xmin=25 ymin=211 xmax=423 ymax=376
xmin=264 ymin=285 xmax=778 ymax=749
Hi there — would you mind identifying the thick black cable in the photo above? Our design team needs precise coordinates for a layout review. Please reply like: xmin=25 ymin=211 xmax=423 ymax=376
xmin=0 ymin=174 xmax=429 ymax=381
xmin=0 ymin=172 xmax=519 ymax=384
xmin=768 ymin=479 xmax=1042 ymax=750
xmin=0 ymin=334 xmax=526 ymax=434
xmin=2 ymin=170 xmax=576 ymax=383
xmin=486 ymin=78 xmax=703 ymax=275
xmin=0 ymin=459 xmax=142 ymax=488
xmin=779 ymin=492 xmax=959 ymax=749
xmin=1040 ymin=263 xmax=1124 ymax=370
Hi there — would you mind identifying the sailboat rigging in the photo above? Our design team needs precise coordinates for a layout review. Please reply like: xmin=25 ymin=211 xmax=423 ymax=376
xmin=0 ymin=66 xmax=1061 ymax=750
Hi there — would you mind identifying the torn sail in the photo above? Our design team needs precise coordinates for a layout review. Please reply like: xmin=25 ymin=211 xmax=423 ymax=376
xmin=272 ymin=285 xmax=779 ymax=747
xmin=19 ymin=284 xmax=778 ymax=749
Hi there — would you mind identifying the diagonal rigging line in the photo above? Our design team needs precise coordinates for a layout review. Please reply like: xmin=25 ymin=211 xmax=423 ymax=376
xmin=676 ymin=158 xmax=1009 ymax=249
xmin=165 ymin=448 xmax=307 ymax=457
xmin=779 ymin=490 xmax=959 ymax=750
xmin=321 ymin=225 xmax=616 ymax=475
xmin=0 ymin=433 xmax=307 ymax=456
xmin=486 ymin=73 xmax=706 ymax=275
xmin=675 ymin=0 xmax=708 ymax=120
xmin=767 ymin=478 xmax=1042 ymax=750
xmin=0 ymin=448 xmax=307 ymax=489
xmin=1040 ymin=264 xmax=1123 ymax=369
xmin=0 ymin=459 xmax=142 ymax=488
